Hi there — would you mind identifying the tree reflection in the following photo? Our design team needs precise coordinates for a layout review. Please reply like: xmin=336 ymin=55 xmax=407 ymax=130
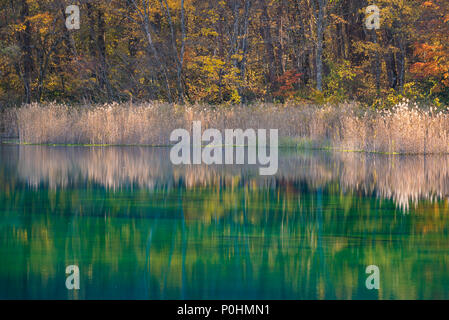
xmin=1 ymin=145 xmax=449 ymax=299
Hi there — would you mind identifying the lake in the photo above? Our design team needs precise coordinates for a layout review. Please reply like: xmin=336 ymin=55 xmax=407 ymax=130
xmin=1 ymin=145 xmax=449 ymax=299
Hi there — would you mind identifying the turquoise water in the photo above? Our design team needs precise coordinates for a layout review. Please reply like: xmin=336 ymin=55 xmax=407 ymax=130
xmin=1 ymin=145 xmax=449 ymax=299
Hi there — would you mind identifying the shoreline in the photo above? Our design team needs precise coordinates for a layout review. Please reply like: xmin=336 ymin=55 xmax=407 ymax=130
xmin=2 ymin=138 xmax=445 ymax=156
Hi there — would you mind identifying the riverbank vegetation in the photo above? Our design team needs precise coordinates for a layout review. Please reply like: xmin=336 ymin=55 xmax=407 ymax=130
xmin=3 ymin=100 xmax=448 ymax=154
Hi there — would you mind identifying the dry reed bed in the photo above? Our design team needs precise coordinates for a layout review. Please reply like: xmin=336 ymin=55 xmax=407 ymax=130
xmin=0 ymin=108 xmax=18 ymax=138
xmin=13 ymin=100 xmax=449 ymax=154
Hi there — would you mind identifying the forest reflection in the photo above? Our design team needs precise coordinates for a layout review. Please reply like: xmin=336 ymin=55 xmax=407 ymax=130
xmin=1 ymin=145 xmax=449 ymax=299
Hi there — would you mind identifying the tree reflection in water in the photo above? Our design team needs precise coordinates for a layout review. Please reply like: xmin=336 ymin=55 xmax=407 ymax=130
xmin=1 ymin=145 xmax=449 ymax=299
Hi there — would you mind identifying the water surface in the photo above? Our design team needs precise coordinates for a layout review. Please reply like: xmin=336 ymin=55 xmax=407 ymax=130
xmin=1 ymin=145 xmax=449 ymax=299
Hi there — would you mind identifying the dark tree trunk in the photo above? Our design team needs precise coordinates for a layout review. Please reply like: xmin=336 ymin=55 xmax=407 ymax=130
xmin=239 ymin=0 xmax=252 ymax=102
xmin=372 ymin=30 xmax=381 ymax=94
xmin=260 ymin=0 xmax=276 ymax=100
xmin=19 ymin=0 xmax=33 ymax=103
xmin=97 ymin=8 xmax=113 ymax=100
xmin=384 ymin=29 xmax=398 ymax=90
xmin=396 ymin=37 xmax=406 ymax=91
xmin=314 ymin=0 xmax=326 ymax=92
xmin=295 ymin=0 xmax=312 ymax=86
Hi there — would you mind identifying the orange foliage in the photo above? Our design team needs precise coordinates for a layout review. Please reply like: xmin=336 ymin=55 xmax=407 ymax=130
xmin=273 ymin=70 xmax=302 ymax=99
xmin=410 ymin=0 xmax=449 ymax=88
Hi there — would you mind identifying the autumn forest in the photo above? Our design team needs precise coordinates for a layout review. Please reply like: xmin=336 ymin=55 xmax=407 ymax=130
xmin=0 ymin=0 xmax=448 ymax=108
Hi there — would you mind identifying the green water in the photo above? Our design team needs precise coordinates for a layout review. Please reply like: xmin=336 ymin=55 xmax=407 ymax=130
xmin=1 ymin=145 xmax=449 ymax=300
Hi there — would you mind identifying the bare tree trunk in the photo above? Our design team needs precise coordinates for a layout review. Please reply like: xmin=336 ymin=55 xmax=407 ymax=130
xmin=372 ymin=29 xmax=381 ymax=94
xmin=131 ymin=0 xmax=173 ymax=102
xmin=397 ymin=36 xmax=406 ymax=92
xmin=313 ymin=0 xmax=326 ymax=92
xmin=97 ymin=8 xmax=113 ymax=100
xmin=159 ymin=0 xmax=185 ymax=103
xmin=179 ymin=0 xmax=186 ymax=102
xmin=295 ymin=0 xmax=312 ymax=86
xmin=385 ymin=53 xmax=398 ymax=90
xmin=275 ymin=1 xmax=286 ymax=75
xmin=19 ymin=0 xmax=33 ymax=103
xmin=260 ymin=0 xmax=276 ymax=101
xmin=231 ymin=0 xmax=240 ymax=66
xmin=239 ymin=0 xmax=252 ymax=103
xmin=384 ymin=29 xmax=398 ymax=90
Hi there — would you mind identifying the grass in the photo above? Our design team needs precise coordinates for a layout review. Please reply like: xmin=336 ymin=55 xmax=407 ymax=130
xmin=2 ymin=100 xmax=449 ymax=154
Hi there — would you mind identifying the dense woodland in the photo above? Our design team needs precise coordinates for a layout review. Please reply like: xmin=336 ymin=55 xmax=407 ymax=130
xmin=0 ymin=0 xmax=448 ymax=107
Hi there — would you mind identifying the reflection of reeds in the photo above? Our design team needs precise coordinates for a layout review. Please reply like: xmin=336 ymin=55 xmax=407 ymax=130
xmin=335 ymin=153 xmax=449 ymax=211
xmin=5 ymin=146 xmax=449 ymax=299
xmin=14 ymin=100 xmax=449 ymax=154
xmin=14 ymin=146 xmax=449 ymax=211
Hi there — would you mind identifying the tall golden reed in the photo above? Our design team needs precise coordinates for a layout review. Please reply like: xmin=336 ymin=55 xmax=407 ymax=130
xmin=13 ymin=99 xmax=449 ymax=154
